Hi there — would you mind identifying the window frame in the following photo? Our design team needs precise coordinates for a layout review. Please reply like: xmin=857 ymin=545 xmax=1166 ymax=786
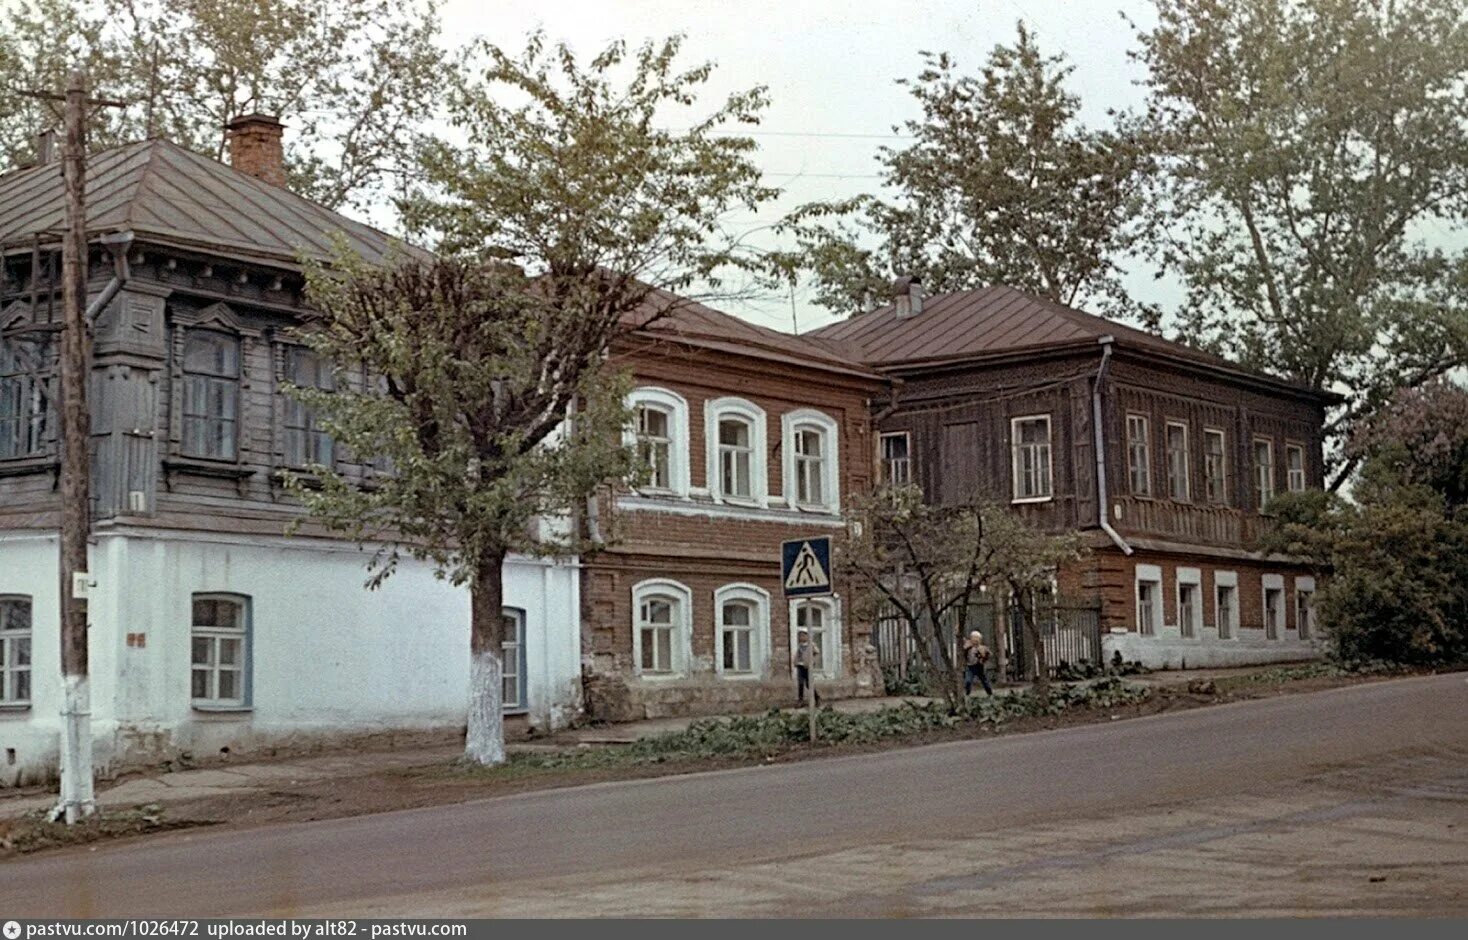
xmin=1285 ymin=442 xmax=1307 ymax=493
xmin=782 ymin=408 xmax=840 ymax=512
xmin=1010 ymin=414 xmax=1054 ymax=504
xmin=190 ymin=592 xmax=252 ymax=711
xmin=631 ymin=579 xmax=693 ymax=679
xmin=1135 ymin=564 xmax=1162 ymax=636
xmin=0 ymin=594 xmax=33 ymax=708
xmin=1254 ymin=437 xmax=1276 ymax=510
xmin=1126 ymin=413 xmax=1152 ymax=497
xmin=500 ymin=607 xmax=529 ymax=713
xmin=280 ymin=343 xmax=336 ymax=471
xmin=0 ymin=332 xmax=50 ymax=462
xmin=878 ymin=431 xmax=911 ymax=486
xmin=1176 ymin=567 xmax=1201 ymax=638
xmin=1214 ymin=571 xmax=1239 ymax=639
xmin=789 ymin=596 xmax=841 ymax=680
xmin=1262 ymin=574 xmax=1285 ymax=640
xmin=1165 ymin=420 xmax=1191 ymax=502
xmin=180 ymin=328 xmax=242 ymax=462
xmin=626 ymin=386 xmax=691 ymax=497
xmin=1203 ymin=427 xmax=1228 ymax=505
xmin=714 ymin=583 xmax=771 ymax=679
xmin=1294 ymin=576 xmax=1316 ymax=640
xmin=704 ymin=397 xmax=768 ymax=507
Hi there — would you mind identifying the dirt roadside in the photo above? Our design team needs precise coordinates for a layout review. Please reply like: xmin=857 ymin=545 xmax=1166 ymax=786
xmin=0 ymin=666 xmax=1444 ymax=859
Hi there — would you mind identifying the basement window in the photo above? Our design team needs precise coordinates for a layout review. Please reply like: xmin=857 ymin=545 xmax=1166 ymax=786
xmin=191 ymin=593 xmax=251 ymax=709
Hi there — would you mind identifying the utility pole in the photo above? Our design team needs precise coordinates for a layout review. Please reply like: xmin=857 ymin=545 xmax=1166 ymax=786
xmin=57 ymin=68 xmax=95 ymax=824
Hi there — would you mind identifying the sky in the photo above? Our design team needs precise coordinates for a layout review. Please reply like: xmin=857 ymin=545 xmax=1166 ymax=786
xmin=439 ymin=0 xmax=1168 ymax=334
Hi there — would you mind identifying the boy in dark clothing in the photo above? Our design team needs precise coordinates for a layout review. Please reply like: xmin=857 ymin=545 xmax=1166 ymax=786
xmin=963 ymin=630 xmax=994 ymax=696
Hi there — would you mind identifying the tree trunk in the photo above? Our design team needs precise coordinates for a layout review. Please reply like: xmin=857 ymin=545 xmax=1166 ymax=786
xmin=1018 ymin=595 xmax=1050 ymax=702
xmin=465 ymin=549 xmax=508 ymax=766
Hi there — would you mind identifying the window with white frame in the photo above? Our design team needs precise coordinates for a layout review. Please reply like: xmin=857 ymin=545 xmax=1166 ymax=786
xmin=501 ymin=608 xmax=528 ymax=712
xmin=715 ymin=584 xmax=769 ymax=678
xmin=635 ymin=403 xmax=673 ymax=490
xmin=181 ymin=329 xmax=241 ymax=460
xmin=0 ymin=335 xmax=48 ymax=460
xmin=1011 ymin=415 xmax=1053 ymax=501
xmin=782 ymin=409 xmax=839 ymax=511
xmin=190 ymin=593 xmax=249 ymax=708
xmin=879 ymin=431 xmax=910 ymax=485
xmin=792 ymin=597 xmax=838 ymax=678
xmin=1177 ymin=569 xmax=1201 ymax=638
xmin=626 ymin=387 xmax=689 ymax=497
xmin=1215 ymin=572 xmax=1239 ymax=639
xmin=1286 ymin=444 xmax=1307 ymax=493
xmin=1135 ymin=565 xmax=1162 ymax=635
xmin=0 ymin=595 xmax=32 ymax=707
xmin=1127 ymin=414 xmax=1152 ymax=496
xmin=1254 ymin=438 xmax=1275 ymax=509
xmin=1204 ymin=428 xmax=1228 ymax=505
xmin=1166 ymin=421 xmax=1190 ymax=501
xmin=1295 ymin=577 xmax=1315 ymax=640
xmin=1262 ymin=575 xmax=1285 ymax=639
xmin=632 ymin=580 xmax=691 ymax=677
xmin=282 ymin=345 xmax=335 ymax=468
xmin=706 ymin=397 xmax=767 ymax=505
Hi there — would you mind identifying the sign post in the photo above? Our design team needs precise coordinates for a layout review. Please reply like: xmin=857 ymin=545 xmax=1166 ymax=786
xmin=782 ymin=536 xmax=833 ymax=744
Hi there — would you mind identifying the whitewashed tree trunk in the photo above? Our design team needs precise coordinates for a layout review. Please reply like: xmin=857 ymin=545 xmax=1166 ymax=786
xmin=465 ymin=649 xmax=506 ymax=765
xmin=55 ymin=675 xmax=96 ymax=823
xmin=465 ymin=550 xmax=509 ymax=766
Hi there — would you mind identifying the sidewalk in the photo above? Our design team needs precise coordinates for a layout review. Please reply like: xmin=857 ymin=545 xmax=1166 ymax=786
xmin=0 ymin=666 xmax=1268 ymax=820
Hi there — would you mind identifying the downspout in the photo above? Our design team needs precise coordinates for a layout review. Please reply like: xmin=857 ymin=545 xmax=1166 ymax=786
xmin=1093 ymin=335 xmax=1132 ymax=555
xmin=85 ymin=231 xmax=134 ymax=322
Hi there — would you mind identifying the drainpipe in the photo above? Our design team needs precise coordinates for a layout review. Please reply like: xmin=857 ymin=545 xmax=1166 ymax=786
xmin=1093 ymin=335 xmax=1132 ymax=556
xmin=86 ymin=231 xmax=134 ymax=322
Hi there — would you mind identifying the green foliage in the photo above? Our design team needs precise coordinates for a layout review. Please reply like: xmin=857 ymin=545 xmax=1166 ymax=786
xmin=515 ymin=679 xmax=1152 ymax=770
xmin=1135 ymin=0 xmax=1468 ymax=483
xmin=1260 ymin=381 xmax=1468 ymax=665
xmin=0 ymin=0 xmax=445 ymax=211
xmin=401 ymin=32 xmax=777 ymax=293
xmin=775 ymin=22 xmax=1150 ymax=319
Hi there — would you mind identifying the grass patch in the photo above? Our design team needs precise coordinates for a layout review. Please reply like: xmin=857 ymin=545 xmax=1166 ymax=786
xmin=427 ymin=677 xmax=1153 ymax=779
xmin=0 ymin=804 xmax=214 ymax=857
xmin=1211 ymin=660 xmax=1404 ymax=691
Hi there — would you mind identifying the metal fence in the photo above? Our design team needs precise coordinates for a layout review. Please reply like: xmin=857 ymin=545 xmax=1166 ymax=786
xmin=873 ymin=596 xmax=1102 ymax=684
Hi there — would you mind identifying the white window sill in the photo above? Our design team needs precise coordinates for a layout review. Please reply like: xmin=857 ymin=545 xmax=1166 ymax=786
xmin=634 ymin=672 xmax=687 ymax=682
xmin=1011 ymin=495 xmax=1054 ymax=505
xmin=192 ymin=704 xmax=253 ymax=715
xmin=716 ymin=671 xmax=765 ymax=681
xmin=0 ymin=704 xmax=33 ymax=715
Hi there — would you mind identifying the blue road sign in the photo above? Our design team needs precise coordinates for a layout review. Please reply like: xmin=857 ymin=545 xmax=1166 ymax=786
xmin=782 ymin=536 xmax=833 ymax=598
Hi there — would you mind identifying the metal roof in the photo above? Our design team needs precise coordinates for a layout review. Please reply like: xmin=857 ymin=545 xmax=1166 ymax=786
xmin=808 ymin=284 xmax=1325 ymax=397
xmin=629 ymin=289 xmax=885 ymax=383
xmin=0 ymin=138 xmax=416 ymax=267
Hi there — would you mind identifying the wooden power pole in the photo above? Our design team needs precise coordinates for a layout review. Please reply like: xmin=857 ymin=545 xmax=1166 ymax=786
xmin=57 ymin=68 xmax=95 ymax=824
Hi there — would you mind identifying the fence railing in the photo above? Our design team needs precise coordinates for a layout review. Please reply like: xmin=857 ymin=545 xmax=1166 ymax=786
xmin=873 ymin=596 xmax=1103 ymax=684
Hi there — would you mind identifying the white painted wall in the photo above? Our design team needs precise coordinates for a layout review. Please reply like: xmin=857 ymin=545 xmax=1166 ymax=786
xmin=0 ymin=528 xmax=582 ymax=785
xmin=1103 ymin=627 xmax=1322 ymax=670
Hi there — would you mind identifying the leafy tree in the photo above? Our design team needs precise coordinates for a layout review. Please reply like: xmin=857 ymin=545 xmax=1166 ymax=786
xmin=290 ymin=34 xmax=776 ymax=766
xmin=1263 ymin=380 xmax=1468 ymax=664
xmin=778 ymin=23 xmax=1150 ymax=319
xmin=1134 ymin=0 xmax=1468 ymax=487
xmin=841 ymin=484 xmax=1084 ymax=711
xmin=0 ymin=0 xmax=445 ymax=210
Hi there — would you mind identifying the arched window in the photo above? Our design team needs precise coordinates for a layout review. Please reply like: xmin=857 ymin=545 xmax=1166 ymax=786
xmin=0 ymin=335 xmax=48 ymax=461
xmin=790 ymin=596 xmax=840 ymax=680
xmin=714 ymin=583 xmax=771 ymax=678
xmin=0 ymin=595 xmax=32 ymax=707
xmin=626 ymin=387 xmax=690 ymax=497
xmin=182 ymin=330 xmax=241 ymax=460
xmin=781 ymin=409 xmax=840 ymax=511
xmin=705 ymin=398 xmax=768 ymax=505
xmin=632 ymin=579 xmax=692 ymax=677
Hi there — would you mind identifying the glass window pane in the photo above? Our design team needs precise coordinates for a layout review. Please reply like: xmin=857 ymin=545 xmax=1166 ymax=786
xmin=737 ymin=631 xmax=751 ymax=671
xmin=640 ymin=628 xmax=655 ymax=670
xmin=191 ymin=668 xmax=211 ymax=699
xmin=218 ymin=638 xmax=241 ymax=667
xmin=12 ymin=669 xmax=29 ymax=702
xmin=14 ymin=637 xmax=30 ymax=667
xmin=722 ymin=602 xmax=751 ymax=627
xmin=0 ymin=598 xmax=31 ymax=631
xmin=217 ymin=669 xmax=240 ymax=701
xmin=191 ymin=636 xmax=213 ymax=666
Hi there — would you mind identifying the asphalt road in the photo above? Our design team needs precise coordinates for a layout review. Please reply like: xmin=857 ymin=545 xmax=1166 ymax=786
xmin=3 ymin=673 xmax=1466 ymax=917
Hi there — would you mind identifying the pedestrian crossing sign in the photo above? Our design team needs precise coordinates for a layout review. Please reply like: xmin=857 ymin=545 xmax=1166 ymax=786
xmin=782 ymin=536 xmax=833 ymax=597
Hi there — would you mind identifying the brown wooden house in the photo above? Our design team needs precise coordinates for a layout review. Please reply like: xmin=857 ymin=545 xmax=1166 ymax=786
xmin=810 ymin=281 xmax=1336 ymax=670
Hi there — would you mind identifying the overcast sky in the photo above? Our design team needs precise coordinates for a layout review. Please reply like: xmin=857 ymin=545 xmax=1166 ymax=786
xmin=440 ymin=0 xmax=1167 ymax=332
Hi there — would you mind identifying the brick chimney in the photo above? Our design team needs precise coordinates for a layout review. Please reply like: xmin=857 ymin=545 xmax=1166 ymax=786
xmin=892 ymin=275 xmax=924 ymax=319
xmin=225 ymin=114 xmax=286 ymax=187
